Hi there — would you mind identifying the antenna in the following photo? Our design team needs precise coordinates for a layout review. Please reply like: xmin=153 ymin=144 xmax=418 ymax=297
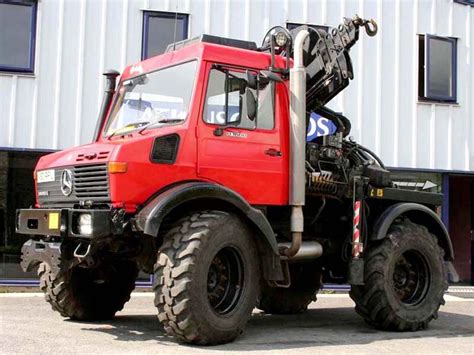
xmin=172 ymin=6 xmax=179 ymax=51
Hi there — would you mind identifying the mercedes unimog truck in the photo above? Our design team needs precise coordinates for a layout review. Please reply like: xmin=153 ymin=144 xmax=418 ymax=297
xmin=17 ymin=16 xmax=452 ymax=345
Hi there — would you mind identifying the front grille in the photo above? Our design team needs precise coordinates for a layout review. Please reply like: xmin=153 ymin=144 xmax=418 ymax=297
xmin=38 ymin=163 xmax=110 ymax=206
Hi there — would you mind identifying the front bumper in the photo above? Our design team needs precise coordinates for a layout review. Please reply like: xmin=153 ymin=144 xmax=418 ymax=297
xmin=16 ymin=208 xmax=114 ymax=239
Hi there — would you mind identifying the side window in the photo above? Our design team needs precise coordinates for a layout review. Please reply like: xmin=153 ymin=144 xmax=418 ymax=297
xmin=203 ymin=68 xmax=274 ymax=130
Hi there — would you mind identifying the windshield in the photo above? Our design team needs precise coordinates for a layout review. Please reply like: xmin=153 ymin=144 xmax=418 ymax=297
xmin=104 ymin=60 xmax=198 ymax=136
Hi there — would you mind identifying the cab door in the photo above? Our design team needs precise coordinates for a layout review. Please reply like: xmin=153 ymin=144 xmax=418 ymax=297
xmin=196 ymin=64 xmax=288 ymax=205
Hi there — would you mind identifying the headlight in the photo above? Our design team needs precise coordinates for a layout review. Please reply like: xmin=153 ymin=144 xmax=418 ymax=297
xmin=274 ymin=31 xmax=288 ymax=47
xmin=78 ymin=213 xmax=92 ymax=236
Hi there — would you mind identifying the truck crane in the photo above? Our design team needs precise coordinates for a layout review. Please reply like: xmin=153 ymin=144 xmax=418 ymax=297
xmin=17 ymin=15 xmax=452 ymax=345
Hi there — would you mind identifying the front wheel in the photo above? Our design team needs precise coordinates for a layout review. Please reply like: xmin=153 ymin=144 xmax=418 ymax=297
xmin=350 ymin=219 xmax=448 ymax=331
xmin=153 ymin=211 xmax=260 ymax=345
xmin=38 ymin=259 xmax=138 ymax=321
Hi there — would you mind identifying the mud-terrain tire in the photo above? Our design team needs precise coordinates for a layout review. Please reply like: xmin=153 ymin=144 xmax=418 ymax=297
xmin=38 ymin=259 xmax=138 ymax=321
xmin=257 ymin=263 xmax=322 ymax=314
xmin=350 ymin=219 xmax=448 ymax=331
xmin=153 ymin=211 xmax=260 ymax=345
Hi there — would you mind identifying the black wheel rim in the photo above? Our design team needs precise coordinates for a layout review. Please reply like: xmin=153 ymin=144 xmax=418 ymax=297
xmin=207 ymin=247 xmax=244 ymax=315
xmin=393 ymin=250 xmax=430 ymax=305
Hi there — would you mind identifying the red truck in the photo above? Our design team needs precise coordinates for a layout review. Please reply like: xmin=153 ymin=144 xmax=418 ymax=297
xmin=17 ymin=16 xmax=452 ymax=345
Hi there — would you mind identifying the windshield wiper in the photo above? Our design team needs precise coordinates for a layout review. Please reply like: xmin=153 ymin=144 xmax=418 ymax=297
xmin=157 ymin=118 xmax=185 ymax=124
xmin=138 ymin=118 xmax=185 ymax=134
xmin=107 ymin=121 xmax=150 ymax=139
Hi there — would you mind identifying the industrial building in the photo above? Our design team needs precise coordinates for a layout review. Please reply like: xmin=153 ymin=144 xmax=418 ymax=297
xmin=0 ymin=0 xmax=473 ymax=285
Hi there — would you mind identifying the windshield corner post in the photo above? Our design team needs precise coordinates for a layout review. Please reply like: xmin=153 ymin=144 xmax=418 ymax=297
xmin=93 ymin=69 xmax=120 ymax=142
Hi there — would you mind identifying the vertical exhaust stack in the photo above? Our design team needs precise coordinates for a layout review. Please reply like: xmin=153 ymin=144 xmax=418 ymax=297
xmin=282 ymin=30 xmax=309 ymax=258
xmin=92 ymin=69 xmax=120 ymax=142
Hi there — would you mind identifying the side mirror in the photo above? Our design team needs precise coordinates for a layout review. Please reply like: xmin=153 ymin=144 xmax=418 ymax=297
xmin=260 ymin=70 xmax=284 ymax=83
xmin=246 ymin=89 xmax=257 ymax=121
xmin=245 ymin=70 xmax=283 ymax=90
xmin=246 ymin=71 xmax=258 ymax=90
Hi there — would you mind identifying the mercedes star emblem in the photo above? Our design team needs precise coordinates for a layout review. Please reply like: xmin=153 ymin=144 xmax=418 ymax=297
xmin=60 ymin=169 xmax=73 ymax=196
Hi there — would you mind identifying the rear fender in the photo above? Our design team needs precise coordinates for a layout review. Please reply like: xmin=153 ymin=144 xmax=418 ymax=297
xmin=371 ymin=202 xmax=454 ymax=261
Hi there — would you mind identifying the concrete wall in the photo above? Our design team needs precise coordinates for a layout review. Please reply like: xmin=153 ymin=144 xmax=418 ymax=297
xmin=0 ymin=0 xmax=473 ymax=171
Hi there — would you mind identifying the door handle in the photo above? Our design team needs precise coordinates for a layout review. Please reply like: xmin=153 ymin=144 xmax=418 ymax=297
xmin=264 ymin=148 xmax=282 ymax=157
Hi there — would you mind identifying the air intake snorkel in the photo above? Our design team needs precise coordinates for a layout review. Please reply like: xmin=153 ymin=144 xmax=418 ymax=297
xmin=93 ymin=69 xmax=120 ymax=141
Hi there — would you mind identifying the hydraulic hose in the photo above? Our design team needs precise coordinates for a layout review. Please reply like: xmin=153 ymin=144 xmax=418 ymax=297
xmin=357 ymin=144 xmax=386 ymax=169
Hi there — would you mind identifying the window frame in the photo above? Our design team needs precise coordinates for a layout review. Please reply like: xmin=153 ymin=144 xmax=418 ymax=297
xmin=201 ymin=65 xmax=276 ymax=131
xmin=453 ymin=0 xmax=474 ymax=6
xmin=141 ymin=10 xmax=189 ymax=60
xmin=102 ymin=59 xmax=199 ymax=138
xmin=420 ymin=34 xmax=458 ymax=103
xmin=0 ymin=0 xmax=38 ymax=74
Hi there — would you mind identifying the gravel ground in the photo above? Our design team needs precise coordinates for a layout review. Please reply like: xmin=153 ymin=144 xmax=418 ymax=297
xmin=1 ymin=292 xmax=473 ymax=354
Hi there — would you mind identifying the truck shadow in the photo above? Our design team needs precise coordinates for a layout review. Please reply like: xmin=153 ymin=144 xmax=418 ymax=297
xmin=80 ymin=306 xmax=474 ymax=350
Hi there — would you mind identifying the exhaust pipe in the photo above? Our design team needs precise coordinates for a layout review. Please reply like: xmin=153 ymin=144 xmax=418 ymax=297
xmin=282 ymin=30 xmax=310 ymax=258
xmin=278 ymin=241 xmax=323 ymax=261
xmin=92 ymin=69 xmax=120 ymax=142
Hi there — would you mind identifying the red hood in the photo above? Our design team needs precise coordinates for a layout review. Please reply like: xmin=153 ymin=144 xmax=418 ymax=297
xmin=36 ymin=142 xmax=121 ymax=170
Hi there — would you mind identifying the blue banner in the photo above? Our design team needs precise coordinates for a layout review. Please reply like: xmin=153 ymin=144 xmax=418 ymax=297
xmin=307 ymin=112 xmax=337 ymax=141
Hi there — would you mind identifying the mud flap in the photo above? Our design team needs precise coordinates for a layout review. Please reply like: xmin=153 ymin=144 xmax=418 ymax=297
xmin=348 ymin=258 xmax=364 ymax=285
xmin=21 ymin=239 xmax=62 ymax=276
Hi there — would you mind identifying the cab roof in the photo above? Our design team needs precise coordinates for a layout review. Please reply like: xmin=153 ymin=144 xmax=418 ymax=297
xmin=165 ymin=34 xmax=258 ymax=53
xmin=121 ymin=36 xmax=287 ymax=82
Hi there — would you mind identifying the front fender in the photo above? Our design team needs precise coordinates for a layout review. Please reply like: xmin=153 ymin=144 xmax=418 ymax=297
xmin=371 ymin=202 xmax=454 ymax=261
xmin=135 ymin=182 xmax=283 ymax=280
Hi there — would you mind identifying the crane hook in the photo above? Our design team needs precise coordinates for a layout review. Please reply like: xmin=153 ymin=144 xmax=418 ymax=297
xmin=364 ymin=19 xmax=378 ymax=37
xmin=353 ymin=15 xmax=378 ymax=37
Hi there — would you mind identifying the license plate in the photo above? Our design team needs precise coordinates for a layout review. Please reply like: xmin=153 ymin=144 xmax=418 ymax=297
xmin=37 ymin=169 xmax=55 ymax=183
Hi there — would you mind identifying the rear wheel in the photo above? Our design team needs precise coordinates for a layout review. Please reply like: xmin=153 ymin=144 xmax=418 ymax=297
xmin=153 ymin=211 xmax=260 ymax=345
xmin=257 ymin=263 xmax=322 ymax=314
xmin=350 ymin=219 xmax=448 ymax=331
xmin=38 ymin=259 xmax=138 ymax=321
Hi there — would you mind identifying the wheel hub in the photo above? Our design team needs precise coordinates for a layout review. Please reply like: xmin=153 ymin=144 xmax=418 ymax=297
xmin=393 ymin=250 xmax=430 ymax=305
xmin=207 ymin=247 xmax=244 ymax=315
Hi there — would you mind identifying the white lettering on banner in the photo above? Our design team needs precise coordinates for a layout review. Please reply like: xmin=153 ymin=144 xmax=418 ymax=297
xmin=307 ymin=112 xmax=337 ymax=141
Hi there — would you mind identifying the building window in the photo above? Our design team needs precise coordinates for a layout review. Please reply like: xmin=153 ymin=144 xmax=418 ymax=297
xmin=0 ymin=0 xmax=37 ymax=73
xmin=142 ymin=11 xmax=189 ymax=60
xmin=418 ymin=34 xmax=457 ymax=103
xmin=286 ymin=22 xmax=330 ymax=32
xmin=454 ymin=0 xmax=474 ymax=6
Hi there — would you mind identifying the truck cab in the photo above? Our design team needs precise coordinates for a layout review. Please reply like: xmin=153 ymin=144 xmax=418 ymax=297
xmin=34 ymin=38 xmax=289 ymax=214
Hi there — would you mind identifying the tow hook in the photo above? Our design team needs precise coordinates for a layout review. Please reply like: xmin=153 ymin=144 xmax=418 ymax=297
xmin=73 ymin=242 xmax=94 ymax=266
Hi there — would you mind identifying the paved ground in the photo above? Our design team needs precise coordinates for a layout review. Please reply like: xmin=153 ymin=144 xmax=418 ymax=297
xmin=1 ymin=292 xmax=473 ymax=354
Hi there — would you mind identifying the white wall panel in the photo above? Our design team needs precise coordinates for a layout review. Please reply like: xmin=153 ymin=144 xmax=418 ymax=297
xmin=58 ymin=0 xmax=81 ymax=149
xmin=0 ymin=75 xmax=13 ymax=146
xmin=35 ymin=0 xmax=61 ymax=150
xmin=13 ymin=77 xmax=35 ymax=148
xmin=0 ymin=0 xmax=472 ymax=172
